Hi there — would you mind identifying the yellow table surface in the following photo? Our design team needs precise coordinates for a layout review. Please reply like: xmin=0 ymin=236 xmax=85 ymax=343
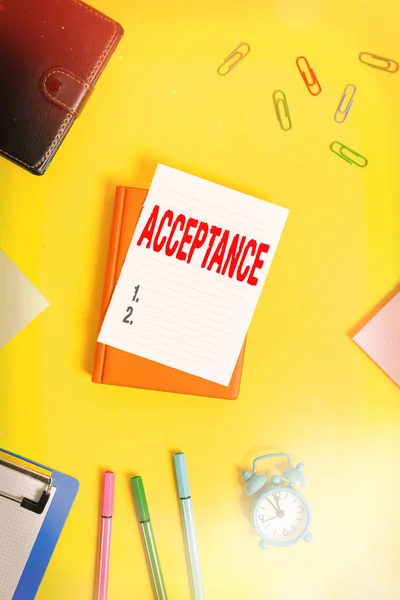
xmin=1 ymin=0 xmax=399 ymax=598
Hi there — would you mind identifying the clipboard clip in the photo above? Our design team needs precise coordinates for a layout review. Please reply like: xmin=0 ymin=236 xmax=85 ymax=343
xmin=0 ymin=457 xmax=53 ymax=515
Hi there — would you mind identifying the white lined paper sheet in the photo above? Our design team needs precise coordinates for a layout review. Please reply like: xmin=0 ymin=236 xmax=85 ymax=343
xmin=98 ymin=165 xmax=289 ymax=385
xmin=0 ymin=465 xmax=55 ymax=600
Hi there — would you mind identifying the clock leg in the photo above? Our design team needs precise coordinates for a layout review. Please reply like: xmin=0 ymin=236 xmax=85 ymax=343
xmin=259 ymin=540 xmax=269 ymax=550
xmin=304 ymin=533 xmax=313 ymax=543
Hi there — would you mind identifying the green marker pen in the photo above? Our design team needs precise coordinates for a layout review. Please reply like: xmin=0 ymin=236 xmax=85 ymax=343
xmin=130 ymin=476 xmax=168 ymax=600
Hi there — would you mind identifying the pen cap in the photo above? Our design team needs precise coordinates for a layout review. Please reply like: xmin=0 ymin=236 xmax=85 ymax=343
xmin=102 ymin=471 xmax=115 ymax=517
xmin=131 ymin=476 xmax=150 ymax=522
xmin=174 ymin=452 xmax=191 ymax=499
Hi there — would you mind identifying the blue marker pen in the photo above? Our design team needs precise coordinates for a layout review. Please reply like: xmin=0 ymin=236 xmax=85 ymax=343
xmin=173 ymin=453 xmax=205 ymax=600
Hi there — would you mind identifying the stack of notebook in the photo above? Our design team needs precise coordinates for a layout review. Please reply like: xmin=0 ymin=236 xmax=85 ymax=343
xmin=93 ymin=165 xmax=289 ymax=399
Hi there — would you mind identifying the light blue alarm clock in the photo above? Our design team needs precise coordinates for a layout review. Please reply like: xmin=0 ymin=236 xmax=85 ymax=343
xmin=242 ymin=453 xmax=313 ymax=549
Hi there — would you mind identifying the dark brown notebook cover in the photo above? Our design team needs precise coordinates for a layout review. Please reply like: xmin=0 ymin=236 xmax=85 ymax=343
xmin=0 ymin=0 xmax=123 ymax=175
xmin=92 ymin=187 xmax=246 ymax=399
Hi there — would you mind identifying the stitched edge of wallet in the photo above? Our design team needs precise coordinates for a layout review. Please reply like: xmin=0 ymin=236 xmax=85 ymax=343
xmin=0 ymin=0 xmax=119 ymax=171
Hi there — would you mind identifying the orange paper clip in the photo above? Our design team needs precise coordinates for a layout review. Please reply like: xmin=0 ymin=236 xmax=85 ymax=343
xmin=296 ymin=56 xmax=321 ymax=96
xmin=358 ymin=52 xmax=399 ymax=73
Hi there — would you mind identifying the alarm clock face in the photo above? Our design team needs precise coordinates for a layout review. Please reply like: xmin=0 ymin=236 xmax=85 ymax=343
xmin=254 ymin=488 xmax=310 ymax=545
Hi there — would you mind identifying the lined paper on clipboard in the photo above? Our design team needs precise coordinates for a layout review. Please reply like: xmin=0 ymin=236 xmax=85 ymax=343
xmin=0 ymin=462 xmax=55 ymax=600
xmin=98 ymin=165 xmax=289 ymax=386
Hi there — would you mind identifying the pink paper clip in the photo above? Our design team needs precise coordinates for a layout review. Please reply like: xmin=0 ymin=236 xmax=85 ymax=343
xmin=296 ymin=56 xmax=322 ymax=96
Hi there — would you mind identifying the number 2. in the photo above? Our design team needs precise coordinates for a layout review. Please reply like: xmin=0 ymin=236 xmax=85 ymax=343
xmin=122 ymin=306 xmax=134 ymax=323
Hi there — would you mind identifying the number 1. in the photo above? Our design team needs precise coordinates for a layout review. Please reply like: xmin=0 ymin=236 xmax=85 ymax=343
xmin=132 ymin=285 xmax=140 ymax=302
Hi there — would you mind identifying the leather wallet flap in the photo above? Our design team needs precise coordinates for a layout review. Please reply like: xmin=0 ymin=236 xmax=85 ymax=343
xmin=42 ymin=68 xmax=93 ymax=117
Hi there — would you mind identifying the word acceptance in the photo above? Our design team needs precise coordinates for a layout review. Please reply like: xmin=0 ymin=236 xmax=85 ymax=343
xmin=137 ymin=205 xmax=270 ymax=286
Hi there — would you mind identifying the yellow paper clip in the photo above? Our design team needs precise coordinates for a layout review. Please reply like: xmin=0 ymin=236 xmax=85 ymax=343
xmin=273 ymin=90 xmax=292 ymax=131
xmin=217 ymin=43 xmax=251 ymax=76
xmin=334 ymin=84 xmax=356 ymax=124
xmin=358 ymin=52 xmax=399 ymax=73
xmin=330 ymin=141 xmax=368 ymax=168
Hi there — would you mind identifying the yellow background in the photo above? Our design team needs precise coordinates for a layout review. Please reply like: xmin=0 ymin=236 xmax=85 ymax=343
xmin=1 ymin=0 xmax=399 ymax=598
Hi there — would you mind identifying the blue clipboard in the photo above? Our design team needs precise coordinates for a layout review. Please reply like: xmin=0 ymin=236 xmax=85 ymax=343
xmin=0 ymin=448 xmax=79 ymax=600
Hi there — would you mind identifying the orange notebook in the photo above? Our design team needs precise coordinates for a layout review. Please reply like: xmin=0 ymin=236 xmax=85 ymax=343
xmin=92 ymin=186 xmax=245 ymax=399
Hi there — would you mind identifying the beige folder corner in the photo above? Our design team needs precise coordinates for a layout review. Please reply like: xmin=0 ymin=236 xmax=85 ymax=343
xmin=0 ymin=250 xmax=49 ymax=348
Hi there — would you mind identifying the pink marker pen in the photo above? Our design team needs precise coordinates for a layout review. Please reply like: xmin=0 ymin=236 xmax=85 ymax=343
xmin=97 ymin=471 xmax=115 ymax=600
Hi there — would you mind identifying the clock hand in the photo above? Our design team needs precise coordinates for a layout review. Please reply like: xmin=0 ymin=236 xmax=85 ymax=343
xmin=273 ymin=493 xmax=281 ymax=510
xmin=267 ymin=497 xmax=279 ymax=512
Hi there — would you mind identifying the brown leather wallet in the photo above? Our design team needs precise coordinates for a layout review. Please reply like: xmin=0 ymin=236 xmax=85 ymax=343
xmin=0 ymin=0 xmax=123 ymax=175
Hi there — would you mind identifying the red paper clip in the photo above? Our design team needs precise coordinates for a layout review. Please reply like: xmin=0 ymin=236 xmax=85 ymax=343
xmin=296 ymin=56 xmax=321 ymax=96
